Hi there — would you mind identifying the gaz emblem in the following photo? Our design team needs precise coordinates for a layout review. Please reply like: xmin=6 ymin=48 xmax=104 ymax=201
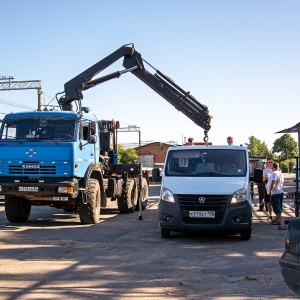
xmin=199 ymin=197 xmax=205 ymax=204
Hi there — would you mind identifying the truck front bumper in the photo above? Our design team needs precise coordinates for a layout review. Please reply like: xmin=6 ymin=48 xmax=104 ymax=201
xmin=0 ymin=179 xmax=79 ymax=200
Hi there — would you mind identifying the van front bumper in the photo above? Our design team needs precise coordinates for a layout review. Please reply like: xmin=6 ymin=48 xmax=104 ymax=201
xmin=158 ymin=195 xmax=251 ymax=232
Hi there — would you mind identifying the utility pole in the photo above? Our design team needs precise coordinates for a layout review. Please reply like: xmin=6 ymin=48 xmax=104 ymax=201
xmin=0 ymin=78 xmax=42 ymax=110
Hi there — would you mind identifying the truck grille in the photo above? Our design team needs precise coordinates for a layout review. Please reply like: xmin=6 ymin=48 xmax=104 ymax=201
xmin=178 ymin=194 xmax=228 ymax=224
xmin=9 ymin=165 xmax=56 ymax=175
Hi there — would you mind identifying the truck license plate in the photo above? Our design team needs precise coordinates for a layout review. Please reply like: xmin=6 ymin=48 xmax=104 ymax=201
xmin=189 ymin=211 xmax=215 ymax=218
xmin=19 ymin=187 xmax=38 ymax=192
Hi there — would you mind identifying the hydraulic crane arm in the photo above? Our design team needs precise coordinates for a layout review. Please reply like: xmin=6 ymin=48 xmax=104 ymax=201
xmin=58 ymin=44 xmax=212 ymax=141
xmin=59 ymin=43 xmax=136 ymax=108
xmin=123 ymin=50 xmax=212 ymax=140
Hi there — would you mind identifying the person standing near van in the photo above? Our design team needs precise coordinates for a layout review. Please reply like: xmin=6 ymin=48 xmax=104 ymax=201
xmin=257 ymin=162 xmax=267 ymax=211
xmin=264 ymin=157 xmax=274 ymax=219
xmin=268 ymin=162 xmax=284 ymax=225
xmin=187 ymin=137 xmax=194 ymax=145
xmin=227 ymin=136 xmax=234 ymax=145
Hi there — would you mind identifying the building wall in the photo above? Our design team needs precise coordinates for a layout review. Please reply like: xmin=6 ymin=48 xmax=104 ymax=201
xmin=135 ymin=142 xmax=172 ymax=165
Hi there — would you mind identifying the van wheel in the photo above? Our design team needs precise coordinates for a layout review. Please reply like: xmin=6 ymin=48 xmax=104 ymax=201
xmin=240 ymin=222 xmax=252 ymax=240
xmin=161 ymin=228 xmax=171 ymax=238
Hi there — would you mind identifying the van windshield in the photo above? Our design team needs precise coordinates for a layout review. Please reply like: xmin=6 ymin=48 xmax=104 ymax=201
xmin=165 ymin=149 xmax=247 ymax=177
xmin=0 ymin=117 xmax=76 ymax=141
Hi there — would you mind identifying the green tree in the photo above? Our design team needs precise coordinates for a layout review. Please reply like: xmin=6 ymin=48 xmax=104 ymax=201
xmin=273 ymin=133 xmax=298 ymax=158
xmin=272 ymin=134 xmax=298 ymax=172
xmin=118 ymin=145 xmax=139 ymax=164
xmin=245 ymin=136 xmax=270 ymax=157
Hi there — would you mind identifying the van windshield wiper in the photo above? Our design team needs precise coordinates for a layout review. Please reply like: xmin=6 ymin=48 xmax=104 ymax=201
xmin=172 ymin=169 xmax=193 ymax=175
xmin=218 ymin=173 xmax=234 ymax=177
xmin=193 ymin=172 xmax=219 ymax=176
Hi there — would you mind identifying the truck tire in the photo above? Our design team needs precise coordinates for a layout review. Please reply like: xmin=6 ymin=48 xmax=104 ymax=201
xmin=240 ymin=222 xmax=252 ymax=240
xmin=135 ymin=177 xmax=148 ymax=211
xmin=5 ymin=197 xmax=31 ymax=223
xmin=78 ymin=178 xmax=101 ymax=224
xmin=117 ymin=179 xmax=138 ymax=213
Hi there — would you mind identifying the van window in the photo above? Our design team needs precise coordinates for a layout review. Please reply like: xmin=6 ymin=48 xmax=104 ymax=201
xmin=165 ymin=149 xmax=247 ymax=177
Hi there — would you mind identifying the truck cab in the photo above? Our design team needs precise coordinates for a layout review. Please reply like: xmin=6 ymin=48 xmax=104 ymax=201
xmin=0 ymin=109 xmax=99 ymax=194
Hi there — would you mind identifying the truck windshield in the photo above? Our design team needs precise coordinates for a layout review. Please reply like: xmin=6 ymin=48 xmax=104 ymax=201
xmin=0 ymin=117 xmax=76 ymax=141
xmin=165 ymin=149 xmax=247 ymax=177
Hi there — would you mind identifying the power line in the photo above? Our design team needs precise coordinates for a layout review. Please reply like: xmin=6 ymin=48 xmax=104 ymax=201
xmin=0 ymin=98 xmax=35 ymax=110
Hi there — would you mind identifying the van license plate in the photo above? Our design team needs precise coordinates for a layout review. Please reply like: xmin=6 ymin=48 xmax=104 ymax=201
xmin=19 ymin=187 xmax=38 ymax=192
xmin=189 ymin=211 xmax=215 ymax=218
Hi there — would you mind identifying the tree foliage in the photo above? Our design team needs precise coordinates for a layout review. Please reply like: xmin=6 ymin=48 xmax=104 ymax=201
xmin=245 ymin=133 xmax=298 ymax=172
xmin=245 ymin=136 xmax=270 ymax=157
xmin=272 ymin=133 xmax=298 ymax=158
xmin=118 ymin=145 xmax=139 ymax=164
xmin=272 ymin=134 xmax=298 ymax=172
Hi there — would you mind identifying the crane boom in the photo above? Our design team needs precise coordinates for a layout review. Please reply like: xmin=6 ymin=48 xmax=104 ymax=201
xmin=58 ymin=43 xmax=212 ymax=141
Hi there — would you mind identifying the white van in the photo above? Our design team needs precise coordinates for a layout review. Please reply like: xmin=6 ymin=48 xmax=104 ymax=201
xmin=158 ymin=145 xmax=261 ymax=240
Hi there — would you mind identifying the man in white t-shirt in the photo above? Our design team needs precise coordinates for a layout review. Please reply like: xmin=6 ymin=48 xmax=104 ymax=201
xmin=267 ymin=162 xmax=284 ymax=225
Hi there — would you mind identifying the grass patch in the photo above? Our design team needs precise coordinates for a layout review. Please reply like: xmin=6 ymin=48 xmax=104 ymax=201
xmin=244 ymin=276 xmax=257 ymax=281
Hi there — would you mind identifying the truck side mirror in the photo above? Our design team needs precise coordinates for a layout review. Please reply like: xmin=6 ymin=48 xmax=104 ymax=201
xmin=89 ymin=135 xmax=97 ymax=144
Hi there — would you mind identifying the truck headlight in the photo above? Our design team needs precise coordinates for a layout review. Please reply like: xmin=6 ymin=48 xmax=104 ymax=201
xmin=58 ymin=186 xmax=74 ymax=194
xmin=161 ymin=187 xmax=175 ymax=203
xmin=231 ymin=188 xmax=247 ymax=203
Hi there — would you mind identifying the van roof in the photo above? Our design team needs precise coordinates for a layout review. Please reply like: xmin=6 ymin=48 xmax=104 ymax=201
xmin=168 ymin=145 xmax=248 ymax=151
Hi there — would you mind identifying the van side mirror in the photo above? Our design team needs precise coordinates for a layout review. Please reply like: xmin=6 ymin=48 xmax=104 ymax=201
xmin=253 ymin=168 xmax=263 ymax=183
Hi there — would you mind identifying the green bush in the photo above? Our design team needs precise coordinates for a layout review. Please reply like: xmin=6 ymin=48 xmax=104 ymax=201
xmin=279 ymin=160 xmax=295 ymax=173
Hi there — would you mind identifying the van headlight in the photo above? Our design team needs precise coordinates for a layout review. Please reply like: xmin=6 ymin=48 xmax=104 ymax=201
xmin=161 ymin=188 xmax=175 ymax=203
xmin=231 ymin=188 xmax=247 ymax=203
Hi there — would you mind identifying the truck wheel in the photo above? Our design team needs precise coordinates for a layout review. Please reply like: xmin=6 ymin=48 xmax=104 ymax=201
xmin=117 ymin=179 xmax=138 ymax=213
xmin=161 ymin=228 xmax=171 ymax=238
xmin=135 ymin=177 xmax=148 ymax=211
xmin=5 ymin=197 xmax=31 ymax=223
xmin=78 ymin=178 xmax=101 ymax=224
xmin=240 ymin=222 xmax=252 ymax=240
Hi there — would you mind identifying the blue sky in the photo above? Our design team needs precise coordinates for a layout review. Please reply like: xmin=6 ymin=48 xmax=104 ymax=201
xmin=0 ymin=0 xmax=299 ymax=148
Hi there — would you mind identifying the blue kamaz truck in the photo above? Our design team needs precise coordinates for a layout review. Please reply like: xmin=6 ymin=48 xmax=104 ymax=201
xmin=0 ymin=43 xmax=212 ymax=225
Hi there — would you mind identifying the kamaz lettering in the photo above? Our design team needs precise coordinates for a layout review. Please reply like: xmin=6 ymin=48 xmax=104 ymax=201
xmin=22 ymin=165 xmax=41 ymax=169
